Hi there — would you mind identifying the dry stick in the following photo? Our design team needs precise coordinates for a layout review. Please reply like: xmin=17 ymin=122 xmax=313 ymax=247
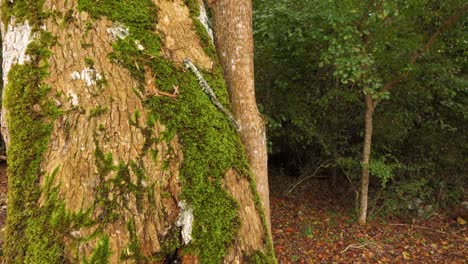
xmin=0 ymin=155 xmax=6 ymax=161
xmin=341 ymin=241 xmax=387 ymax=254
xmin=389 ymin=223 xmax=448 ymax=235
xmin=183 ymin=58 xmax=241 ymax=131
xmin=375 ymin=4 xmax=468 ymax=106
xmin=452 ymin=227 xmax=466 ymax=234
xmin=449 ymin=248 xmax=467 ymax=256
xmin=340 ymin=243 xmax=369 ymax=254
xmin=144 ymin=66 xmax=178 ymax=99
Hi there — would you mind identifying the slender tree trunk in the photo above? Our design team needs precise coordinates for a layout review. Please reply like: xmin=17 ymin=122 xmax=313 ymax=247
xmin=0 ymin=0 xmax=275 ymax=263
xmin=358 ymin=94 xmax=374 ymax=225
xmin=209 ymin=0 xmax=271 ymax=230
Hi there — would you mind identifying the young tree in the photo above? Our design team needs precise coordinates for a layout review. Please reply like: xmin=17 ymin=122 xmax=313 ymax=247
xmin=0 ymin=0 xmax=275 ymax=263
xmin=351 ymin=2 xmax=467 ymax=225
xmin=313 ymin=0 xmax=467 ymax=225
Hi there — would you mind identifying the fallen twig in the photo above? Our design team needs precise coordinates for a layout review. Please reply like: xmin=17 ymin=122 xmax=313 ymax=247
xmin=340 ymin=240 xmax=389 ymax=255
xmin=340 ymin=243 xmax=369 ymax=253
xmin=449 ymin=248 xmax=467 ymax=256
xmin=452 ymin=227 xmax=466 ymax=234
xmin=389 ymin=223 xmax=448 ymax=234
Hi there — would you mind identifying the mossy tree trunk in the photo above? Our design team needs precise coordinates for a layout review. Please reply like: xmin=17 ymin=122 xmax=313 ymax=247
xmin=0 ymin=0 xmax=275 ymax=263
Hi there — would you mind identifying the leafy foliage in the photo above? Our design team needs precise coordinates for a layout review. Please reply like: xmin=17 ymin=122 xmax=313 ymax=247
xmin=254 ymin=0 xmax=467 ymax=216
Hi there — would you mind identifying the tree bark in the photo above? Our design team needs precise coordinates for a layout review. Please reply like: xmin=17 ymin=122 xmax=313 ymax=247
xmin=0 ymin=0 xmax=275 ymax=263
xmin=209 ymin=0 xmax=271 ymax=230
xmin=358 ymin=94 xmax=374 ymax=225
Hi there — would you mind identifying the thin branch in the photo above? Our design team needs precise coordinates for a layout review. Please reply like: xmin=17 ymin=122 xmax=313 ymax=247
xmin=389 ymin=223 xmax=448 ymax=235
xmin=286 ymin=159 xmax=334 ymax=194
xmin=340 ymin=243 xmax=369 ymax=253
xmin=376 ymin=4 xmax=467 ymax=103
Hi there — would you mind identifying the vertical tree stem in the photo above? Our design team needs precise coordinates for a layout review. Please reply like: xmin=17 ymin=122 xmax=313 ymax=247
xmin=358 ymin=94 xmax=374 ymax=225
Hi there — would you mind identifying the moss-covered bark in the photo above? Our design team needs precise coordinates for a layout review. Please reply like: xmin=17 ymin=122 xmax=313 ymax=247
xmin=1 ymin=0 xmax=276 ymax=263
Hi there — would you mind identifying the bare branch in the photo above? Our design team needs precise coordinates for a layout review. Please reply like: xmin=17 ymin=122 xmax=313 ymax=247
xmin=376 ymin=5 xmax=467 ymax=103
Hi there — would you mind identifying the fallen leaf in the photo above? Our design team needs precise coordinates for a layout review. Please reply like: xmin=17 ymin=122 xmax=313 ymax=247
xmin=402 ymin=251 xmax=411 ymax=260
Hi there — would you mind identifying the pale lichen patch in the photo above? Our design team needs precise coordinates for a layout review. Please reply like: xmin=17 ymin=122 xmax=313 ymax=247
xmin=134 ymin=40 xmax=144 ymax=50
xmin=106 ymin=22 xmax=129 ymax=40
xmin=70 ymin=68 xmax=103 ymax=87
xmin=67 ymin=91 xmax=79 ymax=107
xmin=198 ymin=3 xmax=213 ymax=42
xmin=70 ymin=71 xmax=81 ymax=80
xmin=2 ymin=19 xmax=33 ymax=86
xmin=176 ymin=200 xmax=193 ymax=245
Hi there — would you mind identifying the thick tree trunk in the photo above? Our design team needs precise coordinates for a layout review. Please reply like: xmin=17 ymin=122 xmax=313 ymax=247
xmin=0 ymin=0 xmax=275 ymax=263
xmin=209 ymin=0 xmax=270 ymax=230
xmin=358 ymin=94 xmax=374 ymax=225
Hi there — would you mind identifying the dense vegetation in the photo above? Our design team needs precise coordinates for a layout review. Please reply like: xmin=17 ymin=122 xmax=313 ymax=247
xmin=254 ymin=0 xmax=467 ymax=219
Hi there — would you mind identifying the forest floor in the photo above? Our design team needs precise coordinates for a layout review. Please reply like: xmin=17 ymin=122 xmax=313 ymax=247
xmin=269 ymin=171 xmax=467 ymax=263
xmin=0 ymin=163 xmax=466 ymax=263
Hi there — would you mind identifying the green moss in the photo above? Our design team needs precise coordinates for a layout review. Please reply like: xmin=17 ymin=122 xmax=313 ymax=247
xmin=2 ymin=3 xmax=116 ymax=262
xmin=93 ymin=141 xmax=159 ymax=262
xmin=120 ymin=220 xmax=143 ymax=261
xmin=2 ymin=26 xmax=64 ymax=263
xmin=88 ymin=105 xmax=108 ymax=119
xmin=84 ymin=57 xmax=95 ymax=68
xmin=77 ymin=0 xmax=157 ymax=30
xmin=158 ymin=228 xmax=181 ymax=260
xmin=184 ymin=0 xmax=200 ymax=16
xmin=1 ymin=0 xmax=48 ymax=28
xmin=248 ymin=250 xmax=277 ymax=264
xmin=23 ymin=169 xmax=71 ymax=264
xmin=63 ymin=9 xmax=75 ymax=25
xmin=144 ymin=57 xmax=245 ymax=264
xmin=85 ymin=236 xmax=111 ymax=264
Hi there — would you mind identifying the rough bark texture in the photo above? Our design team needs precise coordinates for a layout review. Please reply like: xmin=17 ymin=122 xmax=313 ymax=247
xmin=222 ymin=169 xmax=264 ymax=263
xmin=209 ymin=0 xmax=271 ymax=230
xmin=41 ymin=3 xmax=184 ymax=259
xmin=155 ymin=0 xmax=213 ymax=71
xmin=1 ymin=0 xmax=274 ymax=263
xmin=358 ymin=94 xmax=374 ymax=225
